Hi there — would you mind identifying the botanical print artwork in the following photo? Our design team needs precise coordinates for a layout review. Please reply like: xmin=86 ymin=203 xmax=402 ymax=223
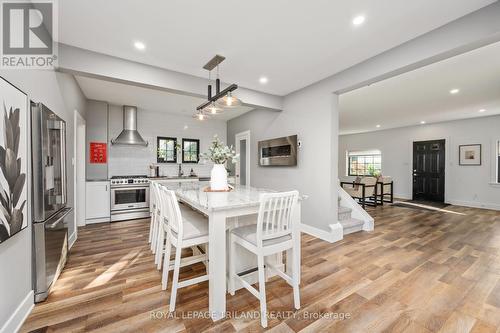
xmin=0 ymin=78 xmax=28 ymax=244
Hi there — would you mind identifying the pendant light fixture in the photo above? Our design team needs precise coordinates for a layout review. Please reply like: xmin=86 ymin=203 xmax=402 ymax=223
xmin=195 ymin=54 xmax=241 ymax=120
xmin=205 ymin=101 xmax=224 ymax=114
xmin=193 ymin=111 xmax=210 ymax=121
xmin=214 ymin=63 xmax=241 ymax=108
xmin=216 ymin=90 xmax=242 ymax=108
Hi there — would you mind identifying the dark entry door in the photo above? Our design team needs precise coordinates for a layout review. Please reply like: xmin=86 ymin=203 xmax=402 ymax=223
xmin=412 ymin=139 xmax=445 ymax=202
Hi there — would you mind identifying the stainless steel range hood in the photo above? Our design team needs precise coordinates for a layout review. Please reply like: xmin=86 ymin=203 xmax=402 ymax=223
xmin=111 ymin=105 xmax=148 ymax=146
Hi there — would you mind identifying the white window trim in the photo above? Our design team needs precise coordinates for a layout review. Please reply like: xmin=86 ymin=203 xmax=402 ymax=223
xmin=347 ymin=149 xmax=382 ymax=177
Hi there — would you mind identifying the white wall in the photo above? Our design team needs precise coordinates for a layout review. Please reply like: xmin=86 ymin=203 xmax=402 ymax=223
xmin=339 ymin=115 xmax=500 ymax=210
xmin=86 ymin=100 xmax=108 ymax=180
xmin=227 ymin=89 xmax=339 ymax=232
xmin=0 ymin=70 xmax=87 ymax=332
xmin=108 ymin=105 xmax=227 ymax=177
xmin=226 ymin=3 xmax=500 ymax=234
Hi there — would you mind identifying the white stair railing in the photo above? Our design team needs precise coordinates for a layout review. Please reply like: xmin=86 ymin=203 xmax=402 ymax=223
xmin=338 ymin=184 xmax=374 ymax=231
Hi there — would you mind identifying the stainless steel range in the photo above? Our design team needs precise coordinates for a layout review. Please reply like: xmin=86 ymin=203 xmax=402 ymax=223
xmin=110 ymin=175 xmax=150 ymax=222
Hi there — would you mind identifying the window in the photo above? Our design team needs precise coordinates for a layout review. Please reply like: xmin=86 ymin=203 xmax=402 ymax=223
xmin=157 ymin=137 xmax=177 ymax=163
xmin=182 ymin=138 xmax=200 ymax=163
xmin=348 ymin=150 xmax=382 ymax=176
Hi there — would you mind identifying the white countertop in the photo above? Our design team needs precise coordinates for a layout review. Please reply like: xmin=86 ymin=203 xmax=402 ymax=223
xmin=152 ymin=180 xmax=298 ymax=212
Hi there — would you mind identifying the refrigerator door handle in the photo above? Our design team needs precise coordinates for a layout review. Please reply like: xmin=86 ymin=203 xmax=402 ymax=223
xmin=60 ymin=120 xmax=67 ymax=206
xmin=46 ymin=207 xmax=72 ymax=229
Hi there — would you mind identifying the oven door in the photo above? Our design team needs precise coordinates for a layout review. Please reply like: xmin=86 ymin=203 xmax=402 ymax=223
xmin=111 ymin=185 xmax=149 ymax=211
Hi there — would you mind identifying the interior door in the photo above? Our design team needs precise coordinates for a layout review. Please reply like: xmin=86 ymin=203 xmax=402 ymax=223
xmin=235 ymin=131 xmax=250 ymax=185
xmin=412 ymin=139 xmax=445 ymax=202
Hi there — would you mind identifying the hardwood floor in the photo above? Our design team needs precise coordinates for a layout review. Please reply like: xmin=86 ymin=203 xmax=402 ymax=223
xmin=22 ymin=204 xmax=500 ymax=333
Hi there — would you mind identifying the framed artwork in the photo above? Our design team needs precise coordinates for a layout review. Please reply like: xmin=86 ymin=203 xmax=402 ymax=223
xmin=0 ymin=77 xmax=28 ymax=244
xmin=89 ymin=142 xmax=107 ymax=164
xmin=459 ymin=144 xmax=481 ymax=166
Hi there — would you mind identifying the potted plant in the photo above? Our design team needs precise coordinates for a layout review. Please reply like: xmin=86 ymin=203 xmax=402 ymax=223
xmin=201 ymin=135 xmax=238 ymax=190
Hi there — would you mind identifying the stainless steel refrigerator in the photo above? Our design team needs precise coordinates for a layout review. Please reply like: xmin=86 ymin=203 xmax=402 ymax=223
xmin=31 ymin=102 xmax=73 ymax=302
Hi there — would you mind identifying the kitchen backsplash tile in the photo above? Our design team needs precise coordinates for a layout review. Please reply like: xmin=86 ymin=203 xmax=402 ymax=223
xmin=107 ymin=105 xmax=227 ymax=177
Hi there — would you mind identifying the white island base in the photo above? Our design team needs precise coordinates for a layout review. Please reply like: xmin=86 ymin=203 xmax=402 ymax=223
xmin=153 ymin=180 xmax=302 ymax=321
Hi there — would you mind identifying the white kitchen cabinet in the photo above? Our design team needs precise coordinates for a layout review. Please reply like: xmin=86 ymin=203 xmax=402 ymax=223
xmin=86 ymin=181 xmax=111 ymax=224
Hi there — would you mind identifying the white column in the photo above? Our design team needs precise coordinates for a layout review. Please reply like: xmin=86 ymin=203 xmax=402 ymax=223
xmin=330 ymin=93 xmax=343 ymax=241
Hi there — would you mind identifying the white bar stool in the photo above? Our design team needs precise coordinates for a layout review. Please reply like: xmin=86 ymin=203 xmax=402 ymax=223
xmin=158 ymin=186 xmax=210 ymax=312
xmin=228 ymin=190 xmax=300 ymax=328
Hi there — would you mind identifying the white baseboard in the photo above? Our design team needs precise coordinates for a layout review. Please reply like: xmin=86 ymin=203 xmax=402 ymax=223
xmin=300 ymin=223 xmax=340 ymax=243
xmin=1 ymin=290 xmax=34 ymax=333
xmin=69 ymin=231 xmax=77 ymax=249
xmin=393 ymin=196 xmax=500 ymax=211
xmin=446 ymin=200 xmax=500 ymax=211
xmin=393 ymin=193 xmax=412 ymax=200
xmin=85 ymin=217 xmax=110 ymax=224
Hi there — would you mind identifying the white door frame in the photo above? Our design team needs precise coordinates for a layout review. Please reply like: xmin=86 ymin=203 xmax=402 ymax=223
xmin=72 ymin=110 xmax=86 ymax=248
xmin=235 ymin=130 xmax=251 ymax=186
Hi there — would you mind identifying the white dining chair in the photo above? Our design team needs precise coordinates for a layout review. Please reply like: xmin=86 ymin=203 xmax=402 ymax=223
xmin=158 ymin=186 xmax=210 ymax=312
xmin=228 ymin=190 xmax=300 ymax=328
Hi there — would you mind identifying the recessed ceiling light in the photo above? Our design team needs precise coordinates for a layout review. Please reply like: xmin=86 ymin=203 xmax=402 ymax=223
xmin=478 ymin=109 xmax=486 ymax=113
xmin=259 ymin=76 xmax=268 ymax=84
xmin=376 ymin=124 xmax=381 ymax=128
xmin=134 ymin=41 xmax=146 ymax=51
xmin=420 ymin=121 xmax=426 ymax=124
xmin=352 ymin=15 xmax=366 ymax=26
xmin=449 ymin=89 xmax=460 ymax=94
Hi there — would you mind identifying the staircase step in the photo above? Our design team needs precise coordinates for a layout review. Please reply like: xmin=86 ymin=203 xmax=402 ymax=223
xmin=340 ymin=218 xmax=364 ymax=235
xmin=338 ymin=206 xmax=352 ymax=221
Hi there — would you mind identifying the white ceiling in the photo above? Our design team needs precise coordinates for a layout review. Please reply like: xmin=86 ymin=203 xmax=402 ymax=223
xmin=339 ymin=41 xmax=500 ymax=135
xmin=59 ymin=0 xmax=495 ymax=96
xmin=75 ymin=76 xmax=254 ymax=121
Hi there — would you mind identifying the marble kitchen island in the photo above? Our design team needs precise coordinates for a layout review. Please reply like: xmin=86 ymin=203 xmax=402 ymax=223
xmin=152 ymin=180 xmax=302 ymax=321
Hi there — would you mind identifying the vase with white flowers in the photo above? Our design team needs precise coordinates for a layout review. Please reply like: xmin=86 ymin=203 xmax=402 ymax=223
xmin=201 ymin=135 xmax=239 ymax=191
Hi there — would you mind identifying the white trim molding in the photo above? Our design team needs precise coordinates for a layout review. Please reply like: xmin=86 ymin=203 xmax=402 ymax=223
xmin=300 ymin=223 xmax=342 ymax=243
xmin=447 ymin=200 xmax=500 ymax=211
xmin=1 ymin=290 xmax=34 ymax=333
xmin=69 ymin=231 xmax=77 ymax=249
xmin=235 ymin=130 xmax=251 ymax=186
xmin=338 ymin=184 xmax=374 ymax=232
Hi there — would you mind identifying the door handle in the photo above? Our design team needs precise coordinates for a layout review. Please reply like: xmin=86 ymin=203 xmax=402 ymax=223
xmin=46 ymin=207 xmax=72 ymax=229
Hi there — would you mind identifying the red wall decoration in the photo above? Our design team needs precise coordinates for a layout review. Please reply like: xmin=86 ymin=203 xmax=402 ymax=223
xmin=89 ymin=142 xmax=107 ymax=164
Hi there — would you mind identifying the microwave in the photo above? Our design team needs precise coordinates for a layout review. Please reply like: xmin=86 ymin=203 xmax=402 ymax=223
xmin=258 ymin=135 xmax=298 ymax=166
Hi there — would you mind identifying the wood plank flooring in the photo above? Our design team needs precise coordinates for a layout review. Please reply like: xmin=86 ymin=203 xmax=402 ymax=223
xmin=22 ymin=204 xmax=500 ymax=332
